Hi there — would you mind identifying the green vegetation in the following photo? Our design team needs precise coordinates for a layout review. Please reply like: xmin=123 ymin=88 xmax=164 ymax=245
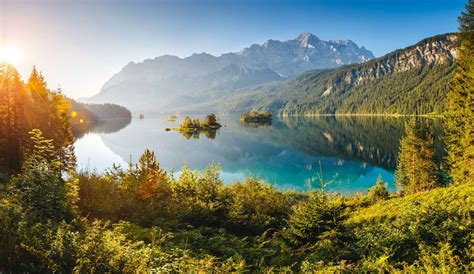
xmin=444 ymin=0 xmax=474 ymax=185
xmin=0 ymin=2 xmax=473 ymax=272
xmin=0 ymin=78 xmax=472 ymax=271
xmin=168 ymin=113 xmax=222 ymax=139
xmin=395 ymin=119 xmax=442 ymax=194
xmin=0 ymin=64 xmax=132 ymax=171
xmin=1 ymin=142 xmax=472 ymax=271
xmin=0 ymin=64 xmax=76 ymax=173
xmin=240 ymin=111 xmax=272 ymax=122
xmin=240 ymin=111 xmax=273 ymax=127
xmin=179 ymin=114 xmax=221 ymax=130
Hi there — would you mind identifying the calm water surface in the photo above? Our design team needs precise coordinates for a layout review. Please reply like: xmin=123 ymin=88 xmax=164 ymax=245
xmin=75 ymin=115 xmax=440 ymax=194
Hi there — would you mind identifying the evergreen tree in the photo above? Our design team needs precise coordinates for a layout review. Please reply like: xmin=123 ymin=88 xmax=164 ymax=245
xmin=180 ymin=116 xmax=194 ymax=129
xmin=396 ymin=119 xmax=442 ymax=194
xmin=137 ymin=149 xmax=172 ymax=224
xmin=203 ymin=114 xmax=215 ymax=125
xmin=0 ymin=64 xmax=24 ymax=171
xmin=367 ymin=175 xmax=389 ymax=202
xmin=202 ymin=113 xmax=220 ymax=128
xmin=283 ymin=191 xmax=348 ymax=261
xmin=48 ymin=88 xmax=76 ymax=173
xmin=12 ymin=129 xmax=76 ymax=223
xmin=137 ymin=149 xmax=167 ymax=196
xmin=444 ymin=0 xmax=474 ymax=185
xmin=24 ymin=129 xmax=58 ymax=170
xmin=192 ymin=118 xmax=201 ymax=128
xmin=20 ymin=69 xmax=76 ymax=172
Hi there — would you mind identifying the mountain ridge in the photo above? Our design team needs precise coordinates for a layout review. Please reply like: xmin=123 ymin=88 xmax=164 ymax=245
xmin=88 ymin=32 xmax=374 ymax=111
xmin=201 ymin=33 xmax=458 ymax=115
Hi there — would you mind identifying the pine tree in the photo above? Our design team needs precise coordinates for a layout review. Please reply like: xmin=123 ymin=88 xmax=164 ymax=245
xmin=202 ymin=113 xmax=221 ymax=128
xmin=283 ymin=191 xmax=346 ymax=261
xmin=0 ymin=64 xmax=24 ymax=171
xmin=396 ymin=119 xmax=442 ymax=194
xmin=367 ymin=175 xmax=389 ymax=202
xmin=180 ymin=116 xmax=194 ymax=129
xmin=444 ymin=0 xmax=474 ymax=185
xmin=12 ymin=128 xmax=76 ymax=223
xmin=192 ymin=118 xmax=201 ymax=128
xmin=137 ymin=149 xmax=169 ymax=203
xmin=24 ymin=66 xmax=51 ymax=135
xmin=50 ymin=88 xmax=76 ymax=173
xmin=24 ymin=129 xmax=60 ymax=171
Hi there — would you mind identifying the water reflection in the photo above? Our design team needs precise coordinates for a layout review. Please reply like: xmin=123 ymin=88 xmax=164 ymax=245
xmin=178 ymin=129 xmax=218 ymax=140
xmin=240 ymin=120 xmax=273 ymax=128
xmin=75 ymin=115 xmax=444 ymax=194
xmin=73 ymin=117 xmax=131 ymax=139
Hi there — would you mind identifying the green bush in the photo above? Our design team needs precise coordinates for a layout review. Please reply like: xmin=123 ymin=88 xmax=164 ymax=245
xmin=367 ymin=175 xmax=390 ymax=202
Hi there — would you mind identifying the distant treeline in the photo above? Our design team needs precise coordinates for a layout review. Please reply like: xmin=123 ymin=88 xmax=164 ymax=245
xmin=69 ymin=101 xmax=131 ymax=137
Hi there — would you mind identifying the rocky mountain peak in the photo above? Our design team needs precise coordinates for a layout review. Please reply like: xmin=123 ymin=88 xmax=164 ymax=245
xmin=90 ymin=32 xmax=375 ymax=112
xmin=296 ymin=32 xmax=321 ymax=48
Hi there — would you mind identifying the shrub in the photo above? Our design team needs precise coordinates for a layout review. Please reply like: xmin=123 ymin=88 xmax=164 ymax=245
xmin=367 ymin=175 xmax=390 ymax=202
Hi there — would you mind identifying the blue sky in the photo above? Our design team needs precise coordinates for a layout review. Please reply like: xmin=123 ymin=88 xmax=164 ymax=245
xmin=0 ymin=0 xmax=466 ymax=98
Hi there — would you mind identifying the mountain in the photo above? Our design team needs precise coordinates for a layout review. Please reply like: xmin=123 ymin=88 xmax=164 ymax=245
xmin=207 ymin=33 xmax=458 ymax=115
xmin=88 ymin=33 xmax=374 ymax=112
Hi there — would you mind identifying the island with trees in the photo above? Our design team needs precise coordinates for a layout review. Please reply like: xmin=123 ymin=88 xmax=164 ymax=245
xmin=240 ymin=111 xmax=273 ymax=127
xmin=165 ymin=113 xmax=222 ymax=139
xmin=240 ymin=111 xmax=272 ymax=123
xmin=179 ymin=114 xmax=221 ymax=130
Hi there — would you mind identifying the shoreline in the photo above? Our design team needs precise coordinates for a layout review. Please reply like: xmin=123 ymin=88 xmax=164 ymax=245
xmin=279 ymin=113 xmax=444 ymax=118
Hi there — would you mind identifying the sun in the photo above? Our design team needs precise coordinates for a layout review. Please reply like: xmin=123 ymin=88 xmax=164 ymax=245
xmin=0 ymin=46 xmax=22 ymax=66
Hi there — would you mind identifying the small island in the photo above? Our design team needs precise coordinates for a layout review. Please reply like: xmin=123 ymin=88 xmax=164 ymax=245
xmin=180 ymin=113 xmax=221 ymax=130
xmin=166 ymin=114 xmax=221 ymax=139
xmin=240 ymin=111 xmax=272 ymax=127
xmin=240 ymin=111 xmax=272 ymax=123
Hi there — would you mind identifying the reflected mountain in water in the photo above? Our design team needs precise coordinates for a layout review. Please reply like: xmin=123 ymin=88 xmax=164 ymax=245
xmin=76 ymin=115 xmax=446 ymax=194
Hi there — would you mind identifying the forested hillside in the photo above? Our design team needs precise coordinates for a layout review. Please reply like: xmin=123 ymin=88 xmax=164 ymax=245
xmin=210 ymin=34 xmax=458 ymax=115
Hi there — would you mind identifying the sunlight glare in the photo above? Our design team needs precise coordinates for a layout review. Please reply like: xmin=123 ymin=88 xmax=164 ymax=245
xmin=0 ymin=46 xmax=22 ymax=66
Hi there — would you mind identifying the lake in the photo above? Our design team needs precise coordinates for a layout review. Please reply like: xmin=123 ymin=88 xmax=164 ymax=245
xmin=74 ymin=115 xmax=444 ymax=195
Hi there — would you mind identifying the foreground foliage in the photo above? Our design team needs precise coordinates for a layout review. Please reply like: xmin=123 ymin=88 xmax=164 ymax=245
xmin=1 ymin=143 xmax=472 ymax=272
xmin=445 ymin=0 xmax=474 ymax=185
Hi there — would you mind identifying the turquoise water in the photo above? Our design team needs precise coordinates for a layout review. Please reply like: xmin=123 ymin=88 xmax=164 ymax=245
xmin=75 ymin=115 xmax=413 ymax=195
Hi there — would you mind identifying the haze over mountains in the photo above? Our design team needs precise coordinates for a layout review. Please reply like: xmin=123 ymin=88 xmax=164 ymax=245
xmin=88 ymin=33 xmax=375 ymax=112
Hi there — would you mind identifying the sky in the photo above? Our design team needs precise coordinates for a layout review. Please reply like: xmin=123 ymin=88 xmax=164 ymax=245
xmin=0 ymin=0 xmax=467 ymax=99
